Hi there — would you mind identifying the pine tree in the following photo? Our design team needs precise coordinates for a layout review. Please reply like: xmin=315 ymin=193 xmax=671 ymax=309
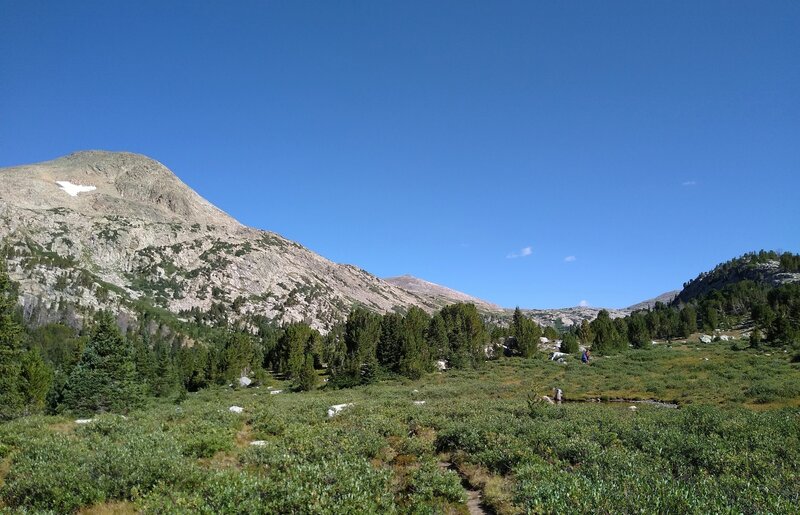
xmin=378 ymin=313 xmax=404 ymax=372
xmin=294 ymin=354 xmax=317 ymax=391
xmin=338 ymin=308 xmax=381 ymax=385
xmin=62 ymin=312 xmax=145 ymax=415
xmin=560 ymin=332 xmax=580 ymax=354
xmin=151 ymin=339 xmax=177 ymax=397
xmin=398 ymin=307 xmax=431 ymax=379
xmin=577 ymin=319 xmax=594 ymax=346
xmin=591 ymin=310 xmax=623 ymax=354
xmin=0 ymin=257 xmax=51 ymax=419
xmin=512 ymin=307 xmax=541 ymax=358
xmin=678 ymin=306 xmax=698 ymax=337
xmin=427 ymin=313 xmax=449 ymax=360
xmin=627 ymin=313 xmax=651 ymax=349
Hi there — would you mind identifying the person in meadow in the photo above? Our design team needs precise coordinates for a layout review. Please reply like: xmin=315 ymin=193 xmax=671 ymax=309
xmin=581 ymin=350 xmax=591 ymax=364
xmin=554 ymin=388 xmax=563 ymax=404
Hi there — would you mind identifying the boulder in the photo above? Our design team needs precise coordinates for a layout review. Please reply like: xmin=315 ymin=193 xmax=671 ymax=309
xmin=550 ymin=351 xmax=567 ymax=361
xmin=269 ymin=389 xmax=283 ymax=395
xmin=435 ymin=360 xmax=447 ymax=371
xmin=229 ymin=406 xmax=244 ymax=414
xmin=328 ymin=403 xmax=353 ymax=418
xmin=239 ymin=376 xmax=252 ymax=387
xmin=699 ymin=334 xmax=713 ymax=344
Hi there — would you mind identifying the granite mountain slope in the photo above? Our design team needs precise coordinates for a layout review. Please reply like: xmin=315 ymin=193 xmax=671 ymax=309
xmin=0 ymin=151 xmax=442 ymax=331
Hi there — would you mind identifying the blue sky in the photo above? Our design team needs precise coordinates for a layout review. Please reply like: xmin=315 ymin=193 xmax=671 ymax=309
xmin=1 ymin=1 xmax=798 ymax=309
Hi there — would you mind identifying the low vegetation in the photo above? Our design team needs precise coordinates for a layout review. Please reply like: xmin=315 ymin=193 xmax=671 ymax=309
xmin=1 ymin=252 xmax=799 ymax=512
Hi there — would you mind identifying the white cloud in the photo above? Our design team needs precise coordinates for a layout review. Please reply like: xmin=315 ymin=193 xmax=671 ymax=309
xmin=578 ymin=300 xmax=589 ymax=307
xmin=682 ymin=180 xmax=697 ymax=186
xmin=564 ymin=255 xmax=576 ymax=263
xmin=507 ymin=246 xmax=533 ymax=259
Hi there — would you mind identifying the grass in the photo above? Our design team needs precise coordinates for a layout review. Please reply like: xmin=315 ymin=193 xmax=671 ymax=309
xmin=0 ymin=343 xmax=798 ymax=513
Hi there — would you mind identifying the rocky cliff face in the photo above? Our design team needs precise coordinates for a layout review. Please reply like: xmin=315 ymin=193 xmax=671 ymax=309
xmin=0 ymin=151 xmax=440 ymax=331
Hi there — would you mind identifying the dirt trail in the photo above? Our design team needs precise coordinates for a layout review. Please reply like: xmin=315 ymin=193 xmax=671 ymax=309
xmin=438 ymin=460 xmax=490 ymax=515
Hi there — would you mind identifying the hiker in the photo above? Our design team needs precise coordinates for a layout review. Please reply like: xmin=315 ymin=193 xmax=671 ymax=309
xmin=581 ymin=350 xmax=591 ymax=364
xmin=554 ymin=388 xmax=563 ymax=404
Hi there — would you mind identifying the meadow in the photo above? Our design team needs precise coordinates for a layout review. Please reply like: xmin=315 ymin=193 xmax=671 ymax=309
xmin=1 ymin=341 xmax=798 ymax=514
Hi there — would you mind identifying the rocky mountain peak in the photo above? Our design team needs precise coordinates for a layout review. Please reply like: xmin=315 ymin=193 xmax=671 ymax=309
xmin=0 ymin=150 xmax=238 ymax=227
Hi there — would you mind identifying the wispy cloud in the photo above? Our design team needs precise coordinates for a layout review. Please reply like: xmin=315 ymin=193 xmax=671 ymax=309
xmin=578 ymin=300 xmax=589 ymax=307
xmin=564 ymin=255 xmax=576 ymax=263
xmin=682 ymin=180 xmax=697 ymax=186
xmin=507 ymin=246 xmax=533 ymax=259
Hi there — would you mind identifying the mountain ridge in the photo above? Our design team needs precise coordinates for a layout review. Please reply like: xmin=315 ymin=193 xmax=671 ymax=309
xmin=0 ymin=151 xmax=441 ymax=331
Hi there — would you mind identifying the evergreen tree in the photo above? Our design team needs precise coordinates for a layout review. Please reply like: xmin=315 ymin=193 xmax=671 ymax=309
xmin=333 ymin=308 xmax=381 ymax=386
xmin=62 ymin=312 xmax=145 ymax=415
xmin=222 ymin=331 xmax=261 ymax=382
xmin=678 ymin=306 xmax=698 ymax=337
xmin=591 ymin=310 xmax=623 ymax=354
xmin=511 ymin=307 xmax=541 ymax=358
xmin=275 ymin=323 xmax=316 ymax=379
xmin=577 ymin=319 xmax=594 ymax=346
xmin=377 ymin=313 xmax=404 ymax=372
xmin=627 ymin=313 xmax=651 ymax=349
xmin=398 ymin=307 xmax=431 ymax=379
xmin=560 ymin=332 xmax=580 ymax=354
xmin=440 ymin=303 xmax=487 ymax=368
xmin=0 ymin=257 xmax=52 ymax=419
xmin=294 ymin=354 xmax=317 ymax=391
xmin=543 ymin=326 xmax=559 ymax=341
xmin=151 ymin=339 xmax=178 ymax=397
xmin=426 ymin=313 xmax=449 ymax=360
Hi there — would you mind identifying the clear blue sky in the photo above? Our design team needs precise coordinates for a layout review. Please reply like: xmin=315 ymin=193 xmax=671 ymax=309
xmin=1 ymin=1 xmax=798 ymax=309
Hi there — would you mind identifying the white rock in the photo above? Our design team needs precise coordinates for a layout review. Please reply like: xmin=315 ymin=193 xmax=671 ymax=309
xmin=719 ymin=335 xmax=731 ymax=341
xmin=413 ymin=400 xmax=426 ymax=405
xmin=229 ymin=406 xmax=244 ymax=414
xmin=550 ymin=351 xmax=567 ymax=361
xmin=629 ymin=405 xmax=638 ymax=411
xmin=239 ymin=376 xmax=252 ymax=387
xmin=75 ymin=418 xmax=94 ymax=424
xmin=327 ymin=403 xmax=353 ymax=418
xmin=269 ymin=389 xmax=283 ymax=395
xmin=540 ymin=337 xmax=550 ymax=344
xmin=250 ymin=440 xmax=267 ymax=446
xmin=435 ymin=360 xmax=447 ymax=371
xmin=542 ymin=395 xmax=555 ymax=405
xmin=699 ymin=335 xmax=713 ymax=344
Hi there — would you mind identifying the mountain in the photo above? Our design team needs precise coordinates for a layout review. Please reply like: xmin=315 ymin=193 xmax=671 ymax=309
xmin=626 ymin=290 xmax=680 ymax=311
xmin=383 ymin=275 xmax=502 ymax=313
xmin=673 ymin=251 xmax=800 ymax=305
xmin=518 ymin=306 xmax=630 ymax=329
xmin=0 ymin=151 xmax=442 ymax=331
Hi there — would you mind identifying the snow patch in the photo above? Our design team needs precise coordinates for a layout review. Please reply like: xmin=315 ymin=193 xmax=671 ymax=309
xmin=56 ymin=181 xmax=96 ymax=196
